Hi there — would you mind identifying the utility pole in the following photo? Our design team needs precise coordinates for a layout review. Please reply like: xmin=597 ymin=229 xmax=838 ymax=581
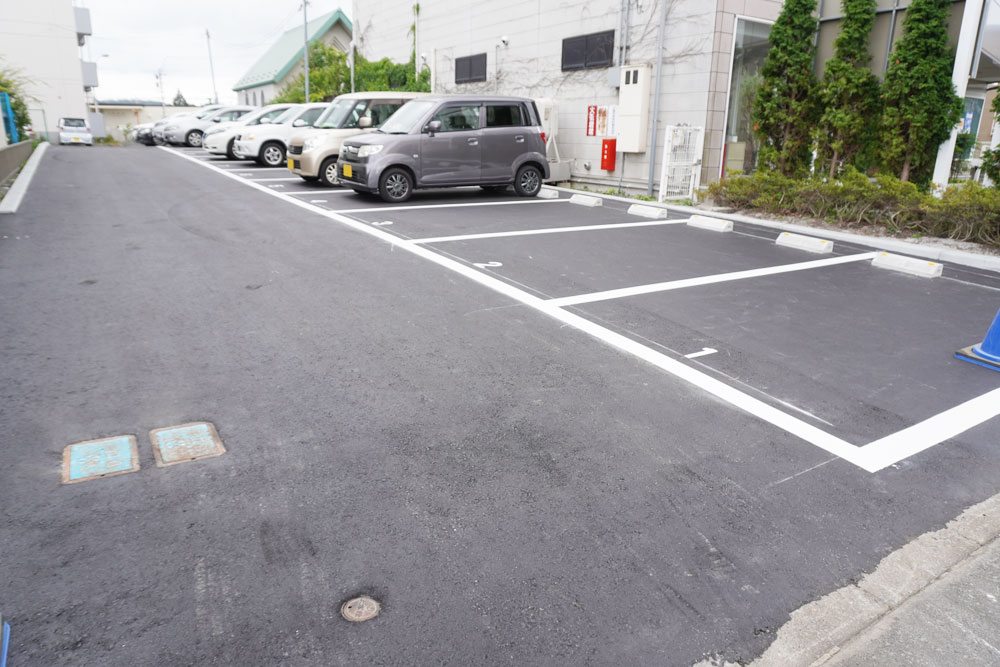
xmin=301 ymin=1 xmax=310 ymax=102
xmin=206 ymin=29 xmax=219 ymax=104
xmin=155 ymin=69 xmax=165 ymax=117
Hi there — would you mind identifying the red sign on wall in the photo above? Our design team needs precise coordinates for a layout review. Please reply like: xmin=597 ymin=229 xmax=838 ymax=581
xmin=601 ymin=138 xmax=617 ymax=171
xmin=586 ymin=105 xmax=597 ymax=136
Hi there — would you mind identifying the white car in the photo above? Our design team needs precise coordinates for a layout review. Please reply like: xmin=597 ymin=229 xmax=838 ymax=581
xmin=202 ymin=104 xmax=296 ymax=159
xmin=151 ymin=105 xmax=223 ymax=144
xmin=163 ymin=105 xmax=255 ymax=147
xmin=233 ymin=103 xmax=327 ymax=167
xmin=58 ymin=117 xmax=92 ymax=145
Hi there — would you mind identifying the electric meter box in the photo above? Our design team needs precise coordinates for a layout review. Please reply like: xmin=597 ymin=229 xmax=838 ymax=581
xmin=616 ymin=64 xmax=651 ymax=152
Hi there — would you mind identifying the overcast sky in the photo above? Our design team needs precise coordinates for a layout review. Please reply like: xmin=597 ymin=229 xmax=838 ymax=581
xmin=82 ymin=0 xmax=351 ymax=105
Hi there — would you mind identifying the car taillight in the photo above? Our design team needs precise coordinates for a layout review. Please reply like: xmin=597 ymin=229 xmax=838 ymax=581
xmin=540 ymin=132 xmax=547 ymax=144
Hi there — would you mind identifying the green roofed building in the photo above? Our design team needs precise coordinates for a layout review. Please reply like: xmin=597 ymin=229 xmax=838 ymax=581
xmin=233 ymin=9 xmax=352 ymax=106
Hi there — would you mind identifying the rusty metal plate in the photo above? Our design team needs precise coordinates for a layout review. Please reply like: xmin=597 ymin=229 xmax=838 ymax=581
xmin=61 ymin=435 xmax=140 ymax=484
xmin=149 ymin=422 xmax=225 ymax=467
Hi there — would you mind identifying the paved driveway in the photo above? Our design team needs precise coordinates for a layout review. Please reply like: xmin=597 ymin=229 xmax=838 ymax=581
xmin=1 ymin=144 xmax=998 ymax=666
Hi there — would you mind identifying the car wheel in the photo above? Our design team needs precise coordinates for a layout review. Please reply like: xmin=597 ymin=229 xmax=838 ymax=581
xmin=513 ymin=164 xmax=542 ymax=197
xmin=259 ymin=142 xmax=285 ymax=167
xmin=185 ymin=130 xmax=203 ymax=148
xmin=378 ymin=167 xmax=413 ymax=203
xmin=225 ymin=139 xmax=238 ymax=160
xmin=319 ymin=158 xmax=339 ymax=187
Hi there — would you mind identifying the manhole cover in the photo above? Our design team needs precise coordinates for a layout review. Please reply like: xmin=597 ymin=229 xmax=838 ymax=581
xmin=341 ymin=596 xmax=380 ymax=622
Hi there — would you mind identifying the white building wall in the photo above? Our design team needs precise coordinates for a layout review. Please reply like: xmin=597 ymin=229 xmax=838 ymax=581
xmin=354 ymin=0 xmax=734 ymax=193
xmin=0 ymin=0 xmax=90 ymax=140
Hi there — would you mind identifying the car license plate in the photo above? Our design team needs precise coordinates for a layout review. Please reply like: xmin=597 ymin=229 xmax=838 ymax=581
xmin=72 ymin=137 xmax=80 ymax=142
xmin=342 ymin=164 xmax=352 ymax=178
xmin=287 ymin=159 xmax=294 ymax=169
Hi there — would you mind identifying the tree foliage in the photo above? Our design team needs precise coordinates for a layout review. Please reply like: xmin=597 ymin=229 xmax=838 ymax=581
xmin=879 ymin=0 xmax=963 ymax=185
xmin=172 ymin=90 xmax=188 ymax=106
xmin=752 ymin=0 xmax=820 ymax=177
xmin=815 ymin=0 xmax=881 ymax=178
xmin=271 ymin=42 xmax=430 ymax=104
xmin=0 ymin=57 xmax=35 ymax=139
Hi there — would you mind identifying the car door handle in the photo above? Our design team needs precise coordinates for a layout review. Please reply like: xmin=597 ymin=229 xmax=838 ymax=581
xmin=515 ymin=135 xmax=525 ymax=142
xmin=467 ymin=138 xmax=478 ymax=145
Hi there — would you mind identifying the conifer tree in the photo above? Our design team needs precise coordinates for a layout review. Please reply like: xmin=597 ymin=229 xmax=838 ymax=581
xmin=879 ymin=0 xmax=963 ymax=185
xmin=815 ymin=0 xmax=881 ymax=178
xmin=752 ymin=0 xmax=820 ymax=176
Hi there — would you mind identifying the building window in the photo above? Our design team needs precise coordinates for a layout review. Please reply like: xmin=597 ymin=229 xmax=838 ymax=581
xmin=561 ymin=30 xmax=614 ymax=71
xmin=723 ymin=19 xmax=772 ymax=175
xmin=455 ymin=53 xmax=487 ymax=84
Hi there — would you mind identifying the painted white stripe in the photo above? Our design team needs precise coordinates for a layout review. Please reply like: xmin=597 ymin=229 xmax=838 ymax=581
xmin=242 ymin=177 xmax=302 ymax=182
xmin=0 ymin=142 xmax=48 ymax=214
xmin=161 ymin=146 xmax=999 ymax=472
xmin=548 ymin=252 xmax=878 ymax=307
xmin=684 ymin=347 xmax=717 ymax=359
xmin=285 ymin=189 xmax=353 ymax=196
xmin=412 ymin=218 xmax=689 ymax=244
xmin=857 ymin=387 xmax=1000 ymax=472
xmin=336 ymin=199 xmax=569 ymax=214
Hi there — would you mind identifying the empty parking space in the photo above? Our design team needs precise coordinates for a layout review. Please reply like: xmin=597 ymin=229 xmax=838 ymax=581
xmin=423 ymin=221 xmax=873 ymax=299
xmin=580 ymin=262 xmax=1000 ymax=444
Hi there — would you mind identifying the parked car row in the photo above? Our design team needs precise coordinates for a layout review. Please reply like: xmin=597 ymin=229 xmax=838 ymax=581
xmin=146 ymin=92 xmax=550 ymax=203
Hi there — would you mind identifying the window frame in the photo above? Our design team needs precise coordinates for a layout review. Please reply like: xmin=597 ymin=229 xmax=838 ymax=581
xmin=561 ymin=30 xmax=615 ymax=71
xmin=455 ymin=53 xmax=488 ymax=84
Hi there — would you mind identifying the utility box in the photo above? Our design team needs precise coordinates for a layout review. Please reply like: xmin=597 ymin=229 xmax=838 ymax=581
xmin=617 ymin=64 xmax=651 ymax=152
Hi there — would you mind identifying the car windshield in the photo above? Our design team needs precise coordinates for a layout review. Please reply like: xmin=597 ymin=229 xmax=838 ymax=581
xmin=378 ymin=100 xmax=435 ymax=134
xmin=314 ymin=98 xmax=368 ymax=129
xmin=238 ymin=106 xmax=281 ymax=125
xmin=195 ymin=108 xmax=219 ymax=119
xmin=63 ymin=118 xmax=86 ymax=127
xmin=272 ymin=106 xmax=303 ymax=124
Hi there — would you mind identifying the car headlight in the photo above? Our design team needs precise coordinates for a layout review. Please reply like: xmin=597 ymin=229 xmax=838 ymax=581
xmin=303 ymin=136 xmax=324 ymax=152
xmin=358 ymin=144 xmax=383 ymax=158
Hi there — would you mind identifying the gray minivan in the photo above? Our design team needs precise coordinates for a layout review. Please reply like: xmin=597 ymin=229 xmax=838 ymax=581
xmin=337 ymin=95 xmax=549 ymax=203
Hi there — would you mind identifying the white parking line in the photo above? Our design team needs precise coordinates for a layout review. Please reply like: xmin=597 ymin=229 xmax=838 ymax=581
xmin=285 ymin=189 xmax=353 ymax=196
xmin=242 ymin=177 xmax=302 ymax=182
xmin=547 ymin=253 xmax=879 ymax=307
xmin=337 ymin=199 xmax=569 ymax=214
xmin=160 ymin=146 xmax=1000 ymax=473
xmin=412 ymin=218 xmax=690 ymax=244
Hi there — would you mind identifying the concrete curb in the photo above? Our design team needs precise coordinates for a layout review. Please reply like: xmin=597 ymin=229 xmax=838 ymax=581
xmin=544 ymin=185 xmax=1000 ymax=273
xmin=0 ymin=142 xmax=48 ymax=215
xmin=742 ymin=493 xmax=1000 ymax=667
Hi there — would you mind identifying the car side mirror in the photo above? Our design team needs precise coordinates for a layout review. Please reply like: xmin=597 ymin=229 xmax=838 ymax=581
xmin=359 ymin=116 xmax=373 ymax=129
xmin=427 ymin=120 xmax=442 ymax=136
xmin=292 ymin=119 xmax=308 ymax=127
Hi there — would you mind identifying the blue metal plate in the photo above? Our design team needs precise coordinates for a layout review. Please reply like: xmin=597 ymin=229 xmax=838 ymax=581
xmin=61 ymin=435 xmax=139 ymax=484
xmin=150 ymin=422 xmax=225 ymax=466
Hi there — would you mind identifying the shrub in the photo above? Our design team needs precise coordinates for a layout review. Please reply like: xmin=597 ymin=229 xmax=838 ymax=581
xmin=706 ymin=171 xmax=999 ymax=248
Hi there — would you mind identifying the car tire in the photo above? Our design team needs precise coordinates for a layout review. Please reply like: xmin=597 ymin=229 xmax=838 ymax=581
xmin=259 ymin=142 xmax=285 ymax=167
xmin=378 ymin=167 xmax=413 ymax=203
xmin=513 ymin=164 xmax=542 ymax=197
xmin=185 ymin=130 xmax=203 ymax=148
xmin=225 ymin=139 xmax=238 ymax=160
xmin=318 ymin=158 xmax=340 ymax=187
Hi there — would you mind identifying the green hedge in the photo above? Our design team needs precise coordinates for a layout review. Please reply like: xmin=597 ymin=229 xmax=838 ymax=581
xmin=706 ymin=168 xmax=1000 ymax=248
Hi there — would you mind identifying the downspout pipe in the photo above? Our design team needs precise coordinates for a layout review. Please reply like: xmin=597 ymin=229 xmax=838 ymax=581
xmin=646 ymin=0 xmax=669 ymax=197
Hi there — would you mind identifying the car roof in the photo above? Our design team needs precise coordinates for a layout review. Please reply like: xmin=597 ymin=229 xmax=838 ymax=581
xmin=334 ymin=91 xmax=429 ymax=100
xmin=416 ymin=95 xmax=537 ymax=104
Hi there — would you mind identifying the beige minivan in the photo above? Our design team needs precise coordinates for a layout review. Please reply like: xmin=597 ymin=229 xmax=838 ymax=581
xmin=287 ymin=91 xmax=427 ymax=186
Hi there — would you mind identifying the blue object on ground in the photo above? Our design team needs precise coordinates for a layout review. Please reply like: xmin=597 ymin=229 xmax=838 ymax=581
xmin=1 ymin=617 xmax=10 ymax=667
xmin=956 ymin=308 xmax=1000 ymax=371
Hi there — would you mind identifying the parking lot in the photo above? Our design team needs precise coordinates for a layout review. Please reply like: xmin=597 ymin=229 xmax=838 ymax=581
xmin=3 ymin=144 xmax=1000 ymax=666
xmin=172 ymin=144 xmax=1000 ymax=473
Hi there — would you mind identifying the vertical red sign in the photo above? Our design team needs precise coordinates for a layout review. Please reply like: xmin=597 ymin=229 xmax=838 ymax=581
xmin=586 ymin=105 xmax=597 ymax=136
xmin=601 ymin=139 xmax=617 ymax=171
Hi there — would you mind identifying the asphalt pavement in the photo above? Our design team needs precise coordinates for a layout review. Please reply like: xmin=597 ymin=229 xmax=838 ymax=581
xmin=1 ymin=144 xmax=999 ymax=666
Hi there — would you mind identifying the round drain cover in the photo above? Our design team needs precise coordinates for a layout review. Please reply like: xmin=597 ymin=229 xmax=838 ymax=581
xmin=341 ymin=596 xmax=380 ymax=622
